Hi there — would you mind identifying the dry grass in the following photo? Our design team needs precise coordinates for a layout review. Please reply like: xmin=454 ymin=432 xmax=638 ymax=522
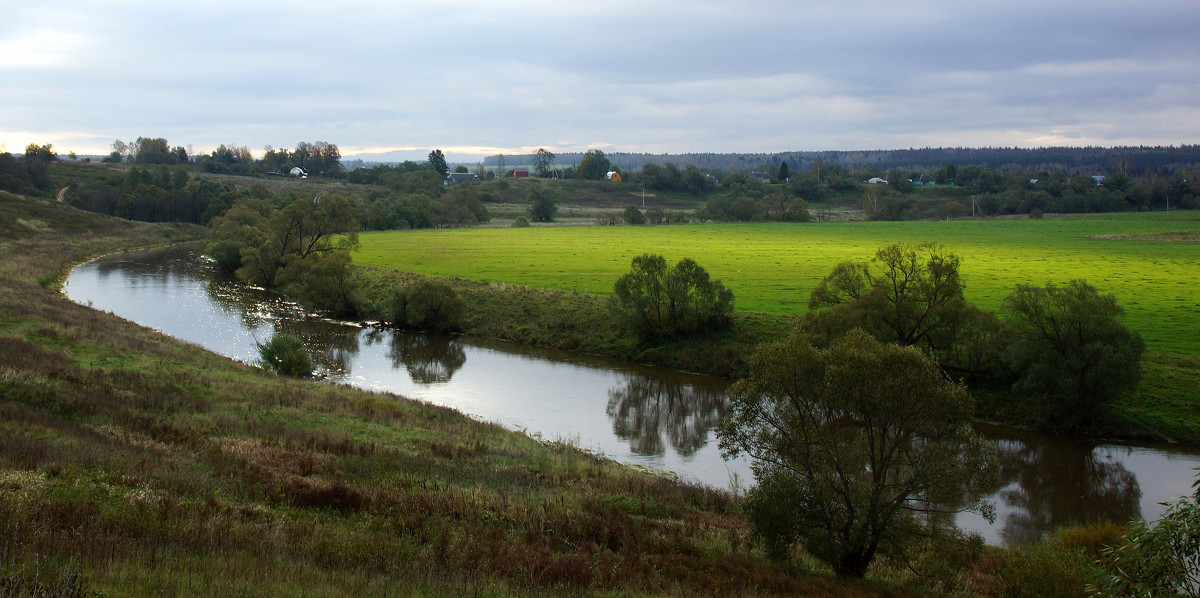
xmin=2 ymin=194 xmax=928 ymax=596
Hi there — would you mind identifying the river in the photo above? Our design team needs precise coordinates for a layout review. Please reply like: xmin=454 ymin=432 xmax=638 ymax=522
xmin=64 ymin=245 xmax=1200 ymax=546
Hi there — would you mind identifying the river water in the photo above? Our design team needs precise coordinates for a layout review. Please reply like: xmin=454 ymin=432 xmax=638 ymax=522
xmin=64 ymin=245 xmax=1200 ymax=546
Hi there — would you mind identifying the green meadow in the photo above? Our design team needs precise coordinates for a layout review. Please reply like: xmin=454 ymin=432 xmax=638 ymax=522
xmin=355 ymin=212 xmax=1200 ymax=356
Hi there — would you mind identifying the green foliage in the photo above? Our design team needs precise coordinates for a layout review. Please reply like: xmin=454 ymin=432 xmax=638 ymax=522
xmin=436 ymin=184 xmax=489 ymax=227
xmin=1001 ymin=280 xmax=1146 ymax=431
xmin=994 ymin=540 xmax=1098 ymax=598
xmin=528 ymin=188 xmax=558 ymax=222
xmin=277 ymin=251 xmax=362 ymax=316
xmin=717 ymin=329 xmax=995 ymax=578
xmin=1094 ymin=486 xmax=1200 ymax=596
xmin=427 ymin=149 xmax=449 ymax=177
xmin=803 ymin=243 xmax=979 ymax=363
xmin=576 ymin=149 xmax=611 ymax=180
xmin=511 ymin=215 xmax=530 ymax=227
xmin=391 ymin=278 xmax=466 ymax=333
xmin=610 ymin=254 xmax=734 ymax=341
xmin=533 ymin=148 xmax=555 ymax=177
xmin=622 ymin=204 xmax=646 ymax=225
xmin=257 ymin=332 xmax=314 ymax=377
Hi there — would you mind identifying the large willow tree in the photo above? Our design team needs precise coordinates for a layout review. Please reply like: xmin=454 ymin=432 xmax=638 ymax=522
xmin=718 ymin=329 xmax=995 ymax=578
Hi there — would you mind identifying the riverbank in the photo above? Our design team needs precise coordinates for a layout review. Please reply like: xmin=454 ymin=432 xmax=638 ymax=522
xmin=2 ymin=194 xmax=941 ymax=596
xmin=353 ymin=258 xmax=1200 ymax=447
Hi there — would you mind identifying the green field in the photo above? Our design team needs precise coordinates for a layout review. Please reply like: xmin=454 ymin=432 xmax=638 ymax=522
xmin=355 ymin=212 xmax=1200 ymax=355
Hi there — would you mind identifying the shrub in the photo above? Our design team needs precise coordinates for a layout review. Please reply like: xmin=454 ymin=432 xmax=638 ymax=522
xmin=512 ymin=216 xmax=530 ymax=227
xmin=610 ymin=254 xmax=733 ymax=341
xmin=529 ymin=189 xmax=558 ymax=222
xmin=622 ymin=204 xmax=646 ymax=225
xmin=995 ymin=540 xmax=1098 ymax=598
xmin=1001 ymin=280 xmax=1145 ymax=431
xmin=1094 ymin=494 xmax=1200 ymax=597
xmin=394 ymin=278 xmax=465 ymax=333
xmin=257 ymin=333 xmax=313 ymax=377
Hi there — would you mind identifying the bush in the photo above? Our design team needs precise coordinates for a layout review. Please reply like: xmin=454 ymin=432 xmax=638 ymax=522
xmin=610 ymin=254 xmax=733 ymax=341
xmin=1095 ymin=494 xmax=1200 ymax=597
xmin=529 ymin=189 xmax=558 ymax=222
xmin=622 ymin=204 xmax=646 ymax=225
xmin=995 ymin=540 xmax=1098 ymax=598
xmin=1001 ymin=280 xmax=1145 ymax=431
xmin=512 ymin=216 xmax=530 ymax=227
xmin=392 ymin=278 xmax=465 ymax=333
xmin=257 ymin=333 xmax=313 ymax=377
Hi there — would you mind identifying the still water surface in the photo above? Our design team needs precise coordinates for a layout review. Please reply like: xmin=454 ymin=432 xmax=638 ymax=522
xmin=65 ymin=245 xmax=1200 ymax=546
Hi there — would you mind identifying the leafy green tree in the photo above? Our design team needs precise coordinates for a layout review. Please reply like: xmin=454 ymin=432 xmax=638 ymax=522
xmin=390 ymin=278 xmax=466 ymax=333
xmin=23 ymin=143 xmax=56 ymax=188
xmin=622 ymin=204 xmax=646 ymax=225
xmin=787 ymin=172 xmax=827 ymax=203
xmin=804 ymin=243 xmax=972 ymax=356
xmin=610 ymin=254 xmax=734 ymax=341
xmin=1095 ymin=473 xmax=1200 ymax=597
xmin=428 ymin=149 xmax=449 ymax=177
xmin=533 ymin=148 xmax=556 ymax=177
xmin=257 ymin=333 xmax=314 ymax=377
xmin=436 ymin=184 xmax=489 ymax=227
xmin=277 ymin=251 xmax=361 ymax=316
xmin=682 ymin=165 xmax=713 ymax=195
xmin=1001 ymin=280 xmax=1145 ymax=431
xmin=133 ymin=137 xmax=174 ymax=164
xmin=761 ymin=193 xmax=811 ymax=222
xmin=717 ymin=329 xmax=995 ymax=579
xmin=528 ymin=187 xmax=558 ymax=222
xmin=886 ymin=167 xmax=915 ymax=193
xmin=576 ymin=149 xmax=611 ymax=180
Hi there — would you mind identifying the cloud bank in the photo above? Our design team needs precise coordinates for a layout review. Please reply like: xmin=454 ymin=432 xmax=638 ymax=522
xmin=3 ymin=0 xmax=1197 ymax=158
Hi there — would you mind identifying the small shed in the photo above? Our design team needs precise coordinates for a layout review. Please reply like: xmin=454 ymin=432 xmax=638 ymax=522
xmin=513 ymin=168 xmax=530 ymax=178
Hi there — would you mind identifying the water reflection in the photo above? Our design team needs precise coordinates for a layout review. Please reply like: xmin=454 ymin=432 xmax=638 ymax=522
xmin=65 ymin=245 xmax=1200 ymax=546
xmin=606 ymin=375 xmax=726 ymax=457
xmin=982 ymin=426 xmax=1142 ymax=545
xmin=367 ymin=330 xmax=466 ymax=384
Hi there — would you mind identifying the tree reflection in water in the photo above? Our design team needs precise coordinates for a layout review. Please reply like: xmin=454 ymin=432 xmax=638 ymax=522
xmin=987 ymin=429 xmax=1141 ymax=545
xmin=606 ymin=375 xmax=727 ymax=456
xmin=376 ymin=331 xmax=467 ymax=384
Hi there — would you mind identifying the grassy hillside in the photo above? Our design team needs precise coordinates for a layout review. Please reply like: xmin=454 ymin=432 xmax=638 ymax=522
xmin=1 ymin=192 xmax=929 ymax=596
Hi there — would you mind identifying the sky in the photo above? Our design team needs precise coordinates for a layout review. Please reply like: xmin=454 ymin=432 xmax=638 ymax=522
xmin=3 ymin=0 xmax=1199 ymax=161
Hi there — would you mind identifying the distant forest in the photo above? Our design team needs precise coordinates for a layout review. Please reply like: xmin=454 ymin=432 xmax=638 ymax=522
xmin=485 ymin=146 xmax=1200 ymax=177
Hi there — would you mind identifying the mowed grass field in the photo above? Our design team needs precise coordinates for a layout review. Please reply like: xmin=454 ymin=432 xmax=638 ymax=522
xmin=354 ymin=212 xmax=1200 ymax=355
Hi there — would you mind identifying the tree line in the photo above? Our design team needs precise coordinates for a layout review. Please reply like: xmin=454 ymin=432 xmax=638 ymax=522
xmin=487 ymin=145 xmax=1200 ymax=178
xmin=605 ymin=245 xmax=1146 ymax=579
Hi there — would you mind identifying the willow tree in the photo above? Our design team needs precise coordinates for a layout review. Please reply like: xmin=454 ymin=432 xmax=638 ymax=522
xmin=718 ymin=330 xmax=995 ymax=578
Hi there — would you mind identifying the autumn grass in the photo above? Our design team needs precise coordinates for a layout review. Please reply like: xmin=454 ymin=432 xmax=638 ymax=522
xmin=2 ymin=194 xmax=929 ymax=597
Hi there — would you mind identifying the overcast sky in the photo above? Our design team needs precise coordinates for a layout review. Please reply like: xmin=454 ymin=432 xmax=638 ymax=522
xmin=3 ymin=0 xmax=1198 ymax=160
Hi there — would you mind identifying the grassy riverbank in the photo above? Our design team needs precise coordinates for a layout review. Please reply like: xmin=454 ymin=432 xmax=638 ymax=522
xmin=2 ymin=194 xmax=943 ymax=596
xmin=353 ymin=217 xmax=1200 ymax=444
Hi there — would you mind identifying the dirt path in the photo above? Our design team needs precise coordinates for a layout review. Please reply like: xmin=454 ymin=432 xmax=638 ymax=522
xmin=55 ymin=186 xmax=71 ymax=202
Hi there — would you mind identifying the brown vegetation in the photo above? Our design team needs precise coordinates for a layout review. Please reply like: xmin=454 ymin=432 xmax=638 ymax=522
xmin=2 ymin=194 xmax=928 ymax=597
